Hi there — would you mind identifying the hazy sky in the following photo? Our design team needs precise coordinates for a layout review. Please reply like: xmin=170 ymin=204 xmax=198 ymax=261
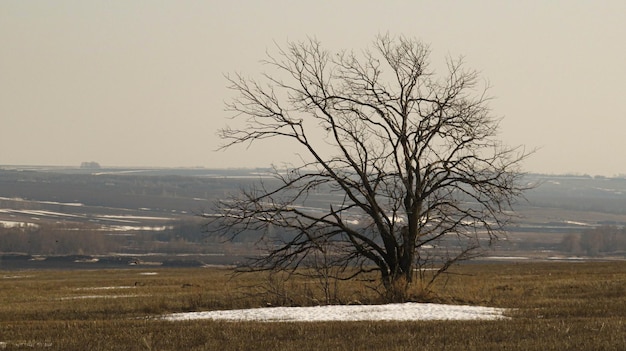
xmin=1 ymin=1 xmax=625 ymax=175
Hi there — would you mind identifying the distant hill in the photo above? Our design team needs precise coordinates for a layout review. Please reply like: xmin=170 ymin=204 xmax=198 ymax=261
xmin=1 ymin=166 xmax=626 ymax=267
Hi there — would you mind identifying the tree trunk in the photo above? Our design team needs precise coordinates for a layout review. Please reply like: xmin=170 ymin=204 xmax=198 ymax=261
xmin=381 ymin=245 xmax=415 ymax=302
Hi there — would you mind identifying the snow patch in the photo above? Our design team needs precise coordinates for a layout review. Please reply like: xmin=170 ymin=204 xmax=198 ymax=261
xmin=98 ymin=215 xmax=173 ymax=221
xmin=105 ymin=225 xmax=172 ymax=231
xmin=73 ymin=286 xmax=135 ymax=291
xmin=0 ymin=197 xmax=83 ymax=207
xmin=2 ymin=275 xmax=33 ymax=279
xmin=59 ymin=294 xmax=146 ymax=300
xmin=484 ymin=256 xmax=530 ymax=261
xmin=0 ymin=220 xmax=39 ymax=228
xmin=163 ymin=302 xmax=508 ymax=322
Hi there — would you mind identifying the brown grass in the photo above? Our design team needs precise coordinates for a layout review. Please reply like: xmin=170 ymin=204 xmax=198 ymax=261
xmin=1 ymin=261 xmax=626 ymax=350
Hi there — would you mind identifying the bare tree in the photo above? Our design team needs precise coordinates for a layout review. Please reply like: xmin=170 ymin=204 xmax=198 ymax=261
xmin=212 ymin=35 xmax=531 ymax=301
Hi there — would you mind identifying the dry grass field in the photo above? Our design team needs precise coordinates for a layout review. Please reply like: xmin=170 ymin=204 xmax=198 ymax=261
xmin=1 ymin=261 xmax=625 ymax=350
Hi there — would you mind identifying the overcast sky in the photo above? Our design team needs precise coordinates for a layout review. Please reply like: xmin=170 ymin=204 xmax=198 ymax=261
xmin=1 ymin=1 xmax=625 ymax=175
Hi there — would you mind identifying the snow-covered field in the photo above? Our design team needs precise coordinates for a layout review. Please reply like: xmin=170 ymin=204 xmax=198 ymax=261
xmin=164 ymin=303 xmax=508 ymax=322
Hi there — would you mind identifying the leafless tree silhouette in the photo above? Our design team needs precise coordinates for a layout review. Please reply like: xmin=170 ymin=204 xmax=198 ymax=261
xmin=211 ymin=35 xmax=531 ymax=301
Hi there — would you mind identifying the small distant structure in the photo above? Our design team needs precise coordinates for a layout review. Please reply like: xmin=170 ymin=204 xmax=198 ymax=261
xmin=80 ymin=161 xmax=101 ymax=169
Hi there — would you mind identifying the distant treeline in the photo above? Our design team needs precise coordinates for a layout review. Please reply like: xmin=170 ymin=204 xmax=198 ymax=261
xmin=0 ymin=219 xmax=241 ymax=256
xmin=0 ymin=222 xmax=120 ymax=255
xmin=3 ymin=217 xmax=626 ymax=259
xmin=561 ymin=226 xmax=626 ymax=256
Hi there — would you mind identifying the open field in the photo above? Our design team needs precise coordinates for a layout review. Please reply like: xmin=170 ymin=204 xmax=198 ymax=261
xmin=1 ymin=261 xmax=625 ymax=350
